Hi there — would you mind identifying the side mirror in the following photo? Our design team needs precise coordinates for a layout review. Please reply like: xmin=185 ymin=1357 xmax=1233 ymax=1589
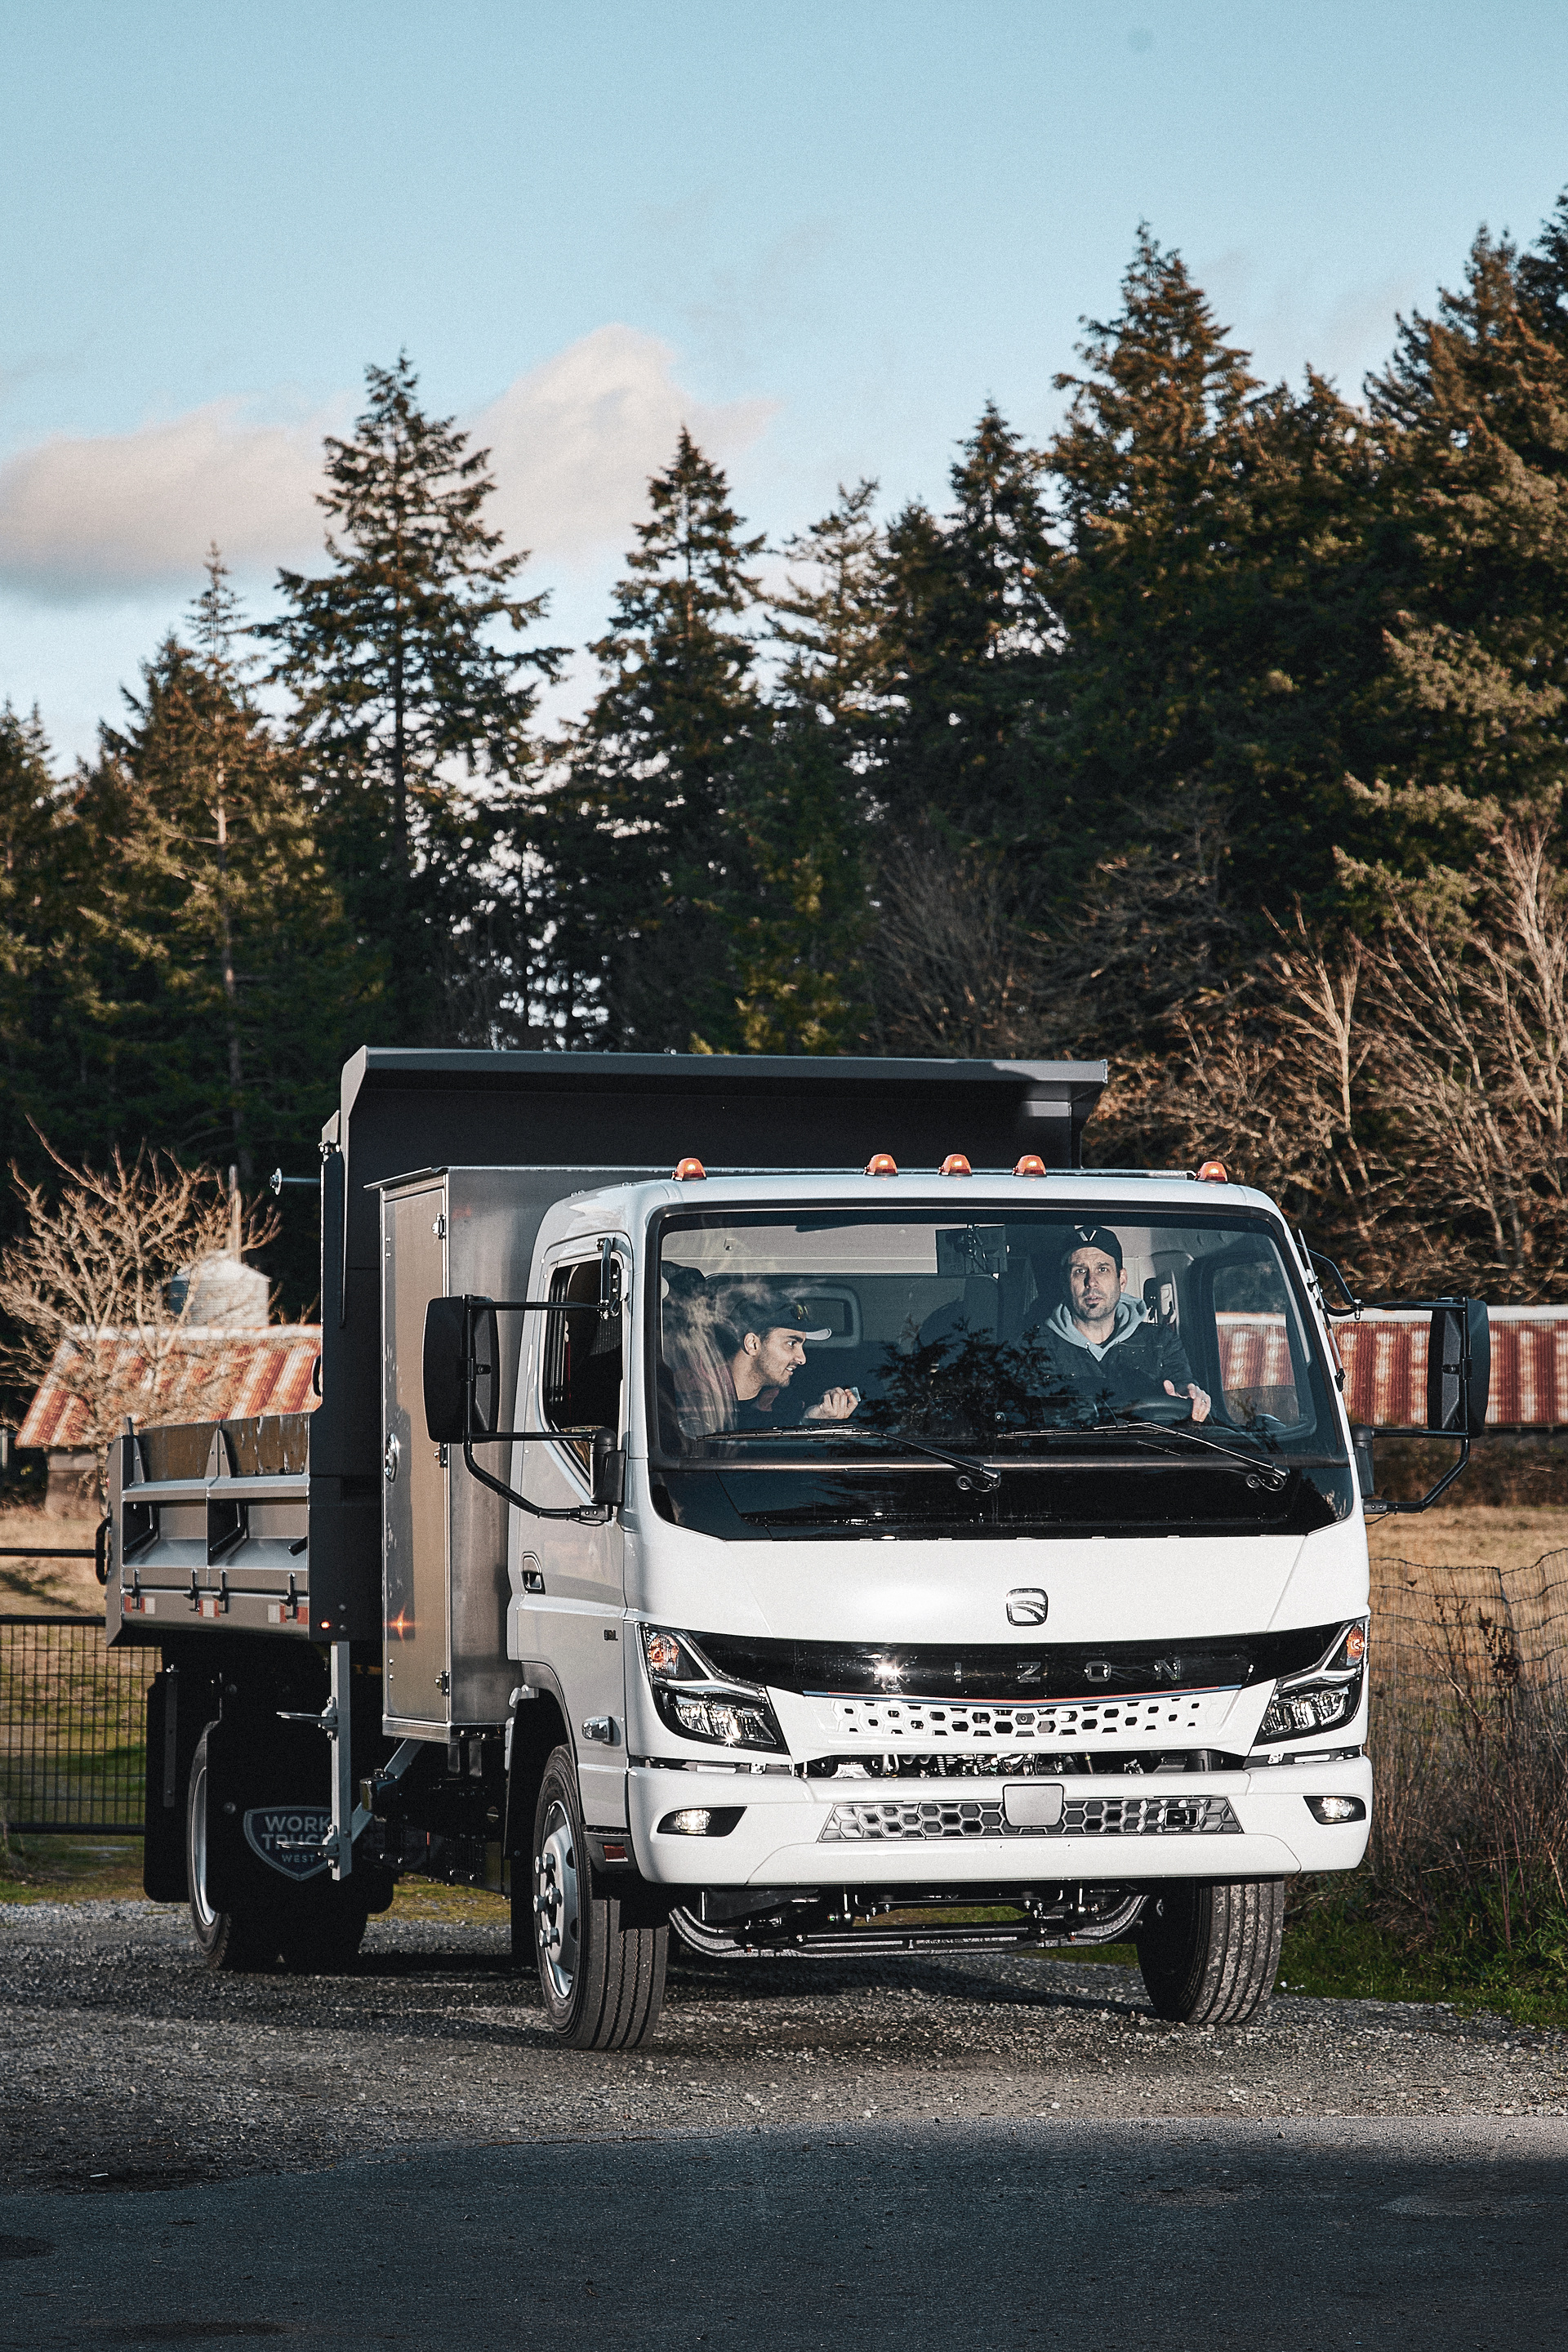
xmin=422 ymin=1296 xmax=469 ymax=1444
xmin=422 ymin=1296 xmax=501 ymax=1445
xmin=1428 ymin=1298 xmax=1490 ymax=1437
xmin=590 ymin=1428 xmax=625 ymax=1508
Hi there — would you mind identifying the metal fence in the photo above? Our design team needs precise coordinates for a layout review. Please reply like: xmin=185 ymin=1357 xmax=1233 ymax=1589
xmin=0 ymin=1615 xmax=154 ymax=1836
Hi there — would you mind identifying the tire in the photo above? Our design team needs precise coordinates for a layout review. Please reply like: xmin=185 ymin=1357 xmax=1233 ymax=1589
xmin=276 ymin=1886 xmax=372 ymax=1974
xmin=1135 ymin=1878 xmax=1285 ymax=2026
xmin=532 ymin=1746 xmax=667 ymax=2049
xmin=185 ymin=1726 xmax=279 ymax=1971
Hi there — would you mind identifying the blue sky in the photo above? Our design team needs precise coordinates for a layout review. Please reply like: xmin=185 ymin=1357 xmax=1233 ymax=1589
xmin=4 ymin=0 xmax=1568 ymax=760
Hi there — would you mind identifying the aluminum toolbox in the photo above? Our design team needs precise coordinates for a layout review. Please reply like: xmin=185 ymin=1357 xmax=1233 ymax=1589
xmin=376 ymin=1165 xmax=649 ymax=1734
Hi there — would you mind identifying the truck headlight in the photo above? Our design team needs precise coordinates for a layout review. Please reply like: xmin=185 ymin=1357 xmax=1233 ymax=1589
xmin=639 ymin=1624 xmax=786 ymax=1753
xmin=1254 ymin=1619 xmax=1367 ymax=1745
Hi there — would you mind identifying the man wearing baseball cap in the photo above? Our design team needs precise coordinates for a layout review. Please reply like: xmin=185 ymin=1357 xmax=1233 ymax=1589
xmin=670 ymin=1280 xmax=858 ymax=1437
xmin=1045 ymin=1227 xmax=1211 ymax=1422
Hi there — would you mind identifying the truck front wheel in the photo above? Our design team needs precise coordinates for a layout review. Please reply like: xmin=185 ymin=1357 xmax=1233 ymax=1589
xmin=185 ymin=1727 xmax=278 ymax=1972
xmin=1135 ymin=1878 xmax=1285 ymax=2026
xmin=532 ymin=1748 xmax=666 ymax=2049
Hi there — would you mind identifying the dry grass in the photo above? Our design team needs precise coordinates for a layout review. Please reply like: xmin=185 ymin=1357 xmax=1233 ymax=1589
xmin=1350 ymin=1533 xmax=1568 ymax=1984
xmin=1369 ymin=1504 xmax=1568 ymax=1572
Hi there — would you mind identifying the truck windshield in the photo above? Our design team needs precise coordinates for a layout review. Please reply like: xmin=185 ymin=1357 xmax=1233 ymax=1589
xmin=653 ymin=1205 xmax=1343 ymax=1472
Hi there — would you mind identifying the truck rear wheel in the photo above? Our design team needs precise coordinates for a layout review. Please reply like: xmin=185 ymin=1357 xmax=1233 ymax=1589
xmin=1135 ymin=1878 xmax=1285 ymax=2026
xmin=532 ymin=1747 xmax=666 ymax=2049
xmin=186 ymin=1727 xmax=279 ymax=1972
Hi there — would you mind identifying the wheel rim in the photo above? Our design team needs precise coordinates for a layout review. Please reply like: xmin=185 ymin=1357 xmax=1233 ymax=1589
xmin=189 ymin=1759 xmax=216 ymax=1931
xmin=534 ymin=1800 xmax=579 ymax=2003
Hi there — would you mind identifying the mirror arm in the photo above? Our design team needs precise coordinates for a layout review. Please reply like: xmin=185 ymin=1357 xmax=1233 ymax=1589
xmin=460 ymin=1437 xmax=612 ymax=1526
xmin=1307 ymin=1249 xmax=1365 ymax=1315
xmin=1364 ymin=1434 xmax=1471 ymax=1517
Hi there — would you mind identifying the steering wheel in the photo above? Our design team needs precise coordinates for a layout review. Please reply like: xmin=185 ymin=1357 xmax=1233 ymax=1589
xmin=1121 ymin=1394 xmax=1195 ymax=1426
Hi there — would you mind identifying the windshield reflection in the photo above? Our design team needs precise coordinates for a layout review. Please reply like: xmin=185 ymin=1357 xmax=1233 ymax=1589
xmin=655 ymin=1207 xmax=1341 ymax=1465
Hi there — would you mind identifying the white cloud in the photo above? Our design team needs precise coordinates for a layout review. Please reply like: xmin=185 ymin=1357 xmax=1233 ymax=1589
xmin=0 ymin=327 xmax=777 ymax=602
xmin=0 ymin=400 xmax=335 ymax=599
xmin=474 ymin=324 xmax=776 ymax=568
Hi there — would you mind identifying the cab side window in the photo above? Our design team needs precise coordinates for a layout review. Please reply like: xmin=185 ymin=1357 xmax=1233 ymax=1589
xmin=542 ymin=1254 xmax=623 ymax=1468
xmin=1211 ymin=1257 xmax=1305 ymax=1428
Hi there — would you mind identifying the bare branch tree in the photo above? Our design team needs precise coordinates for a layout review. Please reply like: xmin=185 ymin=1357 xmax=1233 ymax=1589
xmin=0 ymin=1138 xmax=279 ymax=1480
xmin=864 ymin=835 xmax=1045 ymax=1057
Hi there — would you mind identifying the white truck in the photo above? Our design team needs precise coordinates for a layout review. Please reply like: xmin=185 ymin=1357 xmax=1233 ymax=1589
xmin=107 ymin=1049 xmax=1488 ymax=2044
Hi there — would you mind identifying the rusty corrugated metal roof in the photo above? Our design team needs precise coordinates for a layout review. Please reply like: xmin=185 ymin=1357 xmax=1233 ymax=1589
xmin=1334 ymin=1306 xmax=1568 ymax=1429
xmin=1209 ymin=1307 xmax=1568 ymax=1430
xmin=17 ymin=1327 xmax=321 ymax=1450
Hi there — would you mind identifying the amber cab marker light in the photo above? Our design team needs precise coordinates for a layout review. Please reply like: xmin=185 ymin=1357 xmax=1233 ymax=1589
xmin=938 ymin=1153 xmax=972 ymax=1178
xmin=865 ymin=1152 xmax=898 ymax=1177
xmin=1197 ymin=1159 xmax=1229 ymax=1183
xmin=1013 ymin=1153 xmax=1046 ymax=1178
xmin=673 ymin=1157 xmax=707 ymax=1182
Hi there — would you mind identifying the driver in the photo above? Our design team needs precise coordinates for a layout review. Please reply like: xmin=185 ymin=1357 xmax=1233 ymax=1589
xmin=1044 ymin=1227 xmax=1212 ymax=1423
xmin=671 ymin=1281 xmax=859 ymax=1437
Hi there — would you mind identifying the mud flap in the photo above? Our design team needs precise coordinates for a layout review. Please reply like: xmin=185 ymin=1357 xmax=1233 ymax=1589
xmin=143 ymin=1667 xmax=217 ymax=1903
xmin=200 ymin=1713 xmax=337 ymax=1916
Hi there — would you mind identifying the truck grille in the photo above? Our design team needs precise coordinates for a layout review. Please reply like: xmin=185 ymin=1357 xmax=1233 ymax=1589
xmin=818 ymin=1793 xmax=1241 ymax=1842
xmin=826 ymin=1694 xmax=1229 ymax=1745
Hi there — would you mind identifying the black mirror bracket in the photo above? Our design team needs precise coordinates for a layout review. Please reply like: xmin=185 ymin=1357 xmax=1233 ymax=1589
xmin=461 ymin=1437 xmax=614 ymax=1526
xmin=422 ymin=1291 xmax=624 ymax=1526
xmin=1362 ymin=1432 xmax=1472 ymax=1517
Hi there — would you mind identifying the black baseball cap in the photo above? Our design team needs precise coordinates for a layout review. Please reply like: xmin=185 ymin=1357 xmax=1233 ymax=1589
xmin=1062 ymin=1225 xmax=1124 ymax=1272
xmin=715 ymin=1281 xmax=831 ymax=1342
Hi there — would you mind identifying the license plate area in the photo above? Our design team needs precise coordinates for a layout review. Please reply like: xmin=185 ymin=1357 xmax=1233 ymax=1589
xmin=1002 ymin=1781 xmax=1065 ymax=1829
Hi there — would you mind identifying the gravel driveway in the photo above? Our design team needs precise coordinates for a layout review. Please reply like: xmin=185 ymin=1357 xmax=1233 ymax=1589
xmin=2 ymin=1899 xmax=1565 ymax=2193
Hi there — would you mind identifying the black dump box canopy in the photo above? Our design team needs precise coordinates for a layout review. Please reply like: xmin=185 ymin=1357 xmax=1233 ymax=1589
xmin=301 ymin=1047 xmax=1104 ymax=1626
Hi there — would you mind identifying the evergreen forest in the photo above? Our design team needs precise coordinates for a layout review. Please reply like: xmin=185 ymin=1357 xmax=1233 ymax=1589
xmin=7 ymin=202 xmax=1568 ymax=1321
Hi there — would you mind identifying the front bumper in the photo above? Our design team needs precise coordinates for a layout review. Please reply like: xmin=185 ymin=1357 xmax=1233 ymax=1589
xmin=626 ymin=1753 xmax=1372 ymax=1886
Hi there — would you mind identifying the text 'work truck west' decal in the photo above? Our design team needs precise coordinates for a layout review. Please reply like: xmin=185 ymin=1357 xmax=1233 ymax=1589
xmin=243 ymin=1807 xmax=332 ymax=1881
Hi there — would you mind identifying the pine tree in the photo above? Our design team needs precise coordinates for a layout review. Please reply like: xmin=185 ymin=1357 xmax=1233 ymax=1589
xmin=261 ymin=355 xmax=560 ymax=1040
xmin=1046 ymin=228 xmax=1402 ymax=920
xmin=543 ymin=429 xmax=764 ymax=1049
xmin=721 ymin=715 xmax=871 ymax=1054
xmin=772 ymin=478 xmax=885 ymax=727
xmin=80 ymin=555 xmax=361 ymax=1200
xmin=875 ymin=403 xmax=1057 ymax=843
xmin=1049 ymin=231 xmax=1264 ymax=813
xmin=1365 ymin=212 xmax=1568 ymax=824
xmin=0 ymin=705 xmax=85 ymax=1202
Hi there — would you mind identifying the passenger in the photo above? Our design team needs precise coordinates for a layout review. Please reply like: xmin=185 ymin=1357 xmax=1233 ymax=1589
xmin=667 ymin=1281 xmax=858 ymax=1439
xmin=1043 ymin=1227 xmax=1212 ymax=1423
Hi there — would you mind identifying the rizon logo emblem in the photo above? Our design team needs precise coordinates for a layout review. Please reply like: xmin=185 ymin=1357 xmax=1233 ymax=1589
xmin=244 ymin=1806 xmax=332 ymax=1881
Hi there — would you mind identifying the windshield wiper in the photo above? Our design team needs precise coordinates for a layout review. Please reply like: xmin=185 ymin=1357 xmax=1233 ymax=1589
xmin=1094 ymin=1414 xmax=1290 ymax=1492
xmin=705 ymin=1423 xmax=1001 ymax=1493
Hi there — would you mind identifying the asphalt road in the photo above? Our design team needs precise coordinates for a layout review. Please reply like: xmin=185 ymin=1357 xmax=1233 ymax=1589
xmin=2 ymin=1900 xmax=1566 ymax=2348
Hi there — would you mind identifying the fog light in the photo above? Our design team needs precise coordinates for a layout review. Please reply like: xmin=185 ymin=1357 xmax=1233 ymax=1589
xmin=1306 ymin=1794 xmax=1365 ymax=1824
xmin=656 ymin=1806 xmax=743 ymax=1837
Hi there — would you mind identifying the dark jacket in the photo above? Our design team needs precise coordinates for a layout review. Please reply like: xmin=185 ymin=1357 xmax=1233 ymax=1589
xmin=1036 ymin=1303 xmax=1200 ymax=1415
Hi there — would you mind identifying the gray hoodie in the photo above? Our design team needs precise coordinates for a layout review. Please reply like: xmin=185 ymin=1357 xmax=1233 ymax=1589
xmin=1047 ymin=1296 xmax=1148 ymax=1361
